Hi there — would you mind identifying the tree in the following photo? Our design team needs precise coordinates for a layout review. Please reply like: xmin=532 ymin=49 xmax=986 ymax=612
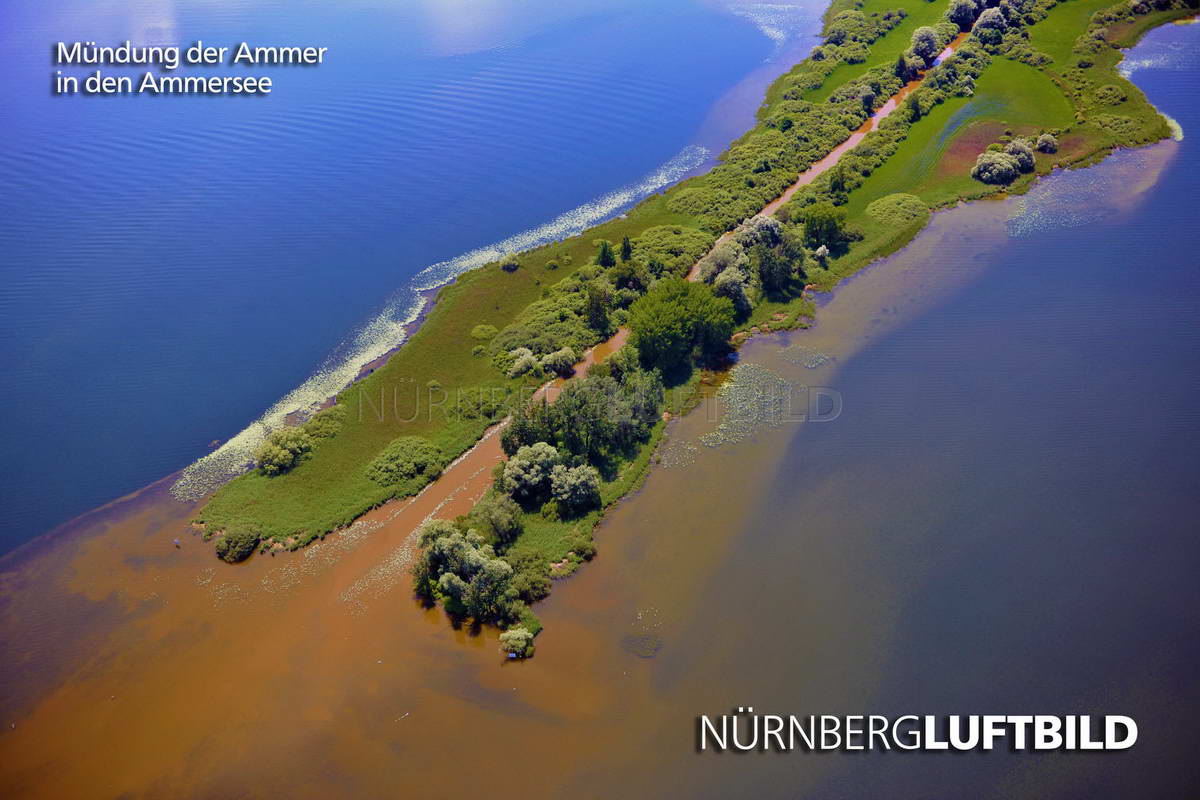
xmin=366 ymin=436 xmax=444 ymax=486
xmin=911 ymin=26 xmax=940 ymax=64
xmin=501 ymin=398 xmax=553 ymax=456
xmin=753 ymin=243 xmax=793 ymax=295
xmin=254 ymin=428 xmax=312 ymax=476
xmin=584 ymin=282 xmax=611 ymax=333
xmin=550 ymin=464 xmax=602 ymax=517
xmin=499 ymin=442 xmax=561 ymax=504
xmin=1036 ymin=133 xmax=1059 ymax=153
xmin=802 ymin=202 xmax=846 ymax=249
xmin=975 ymin=7 xmax=1007 ymax=30
xmin=470 ymin=493 xmax=523 ymax=546
xmin=713 ymin=267 xmax=751 ymax=315
xmin=949 ymin=0 xmax=979 ymax=30
xmin=627 ymin=278 xmax=734 ymax=373
xmin=904 ymin=91 xmax=922 ymax=122
xmin=551 ymin=377 xmax=624 ymax=459
xmin=499 ymin=627 xmax=535 ymax=658
xmin=595 ymin=240 xmax=616 ymax=268
xmin=619 ymin=235 xmax=633 ymax=262
xmin=215 ymin=528 xmax=260 ymax=563
xmin=1005 ymin=138 xmax=1035 ymax=172
xmin=971 ymin=150 xmax=1021 ymax=184
xmin=541 ymin=346 xmax=577 ymax=378
xmin=413 ymin=523 xmax=522 ymax=623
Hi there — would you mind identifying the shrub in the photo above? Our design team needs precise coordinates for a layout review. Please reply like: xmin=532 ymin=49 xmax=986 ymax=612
xmin=550 ymin=464 xmax=602 ymax=517
xmin=1036 ymin=132 xmax=1059 ymax=153
xmin=949 ymin=0 xmax=981 ymax=30
xmin=595 ymin=240 xmax=616 ymax=268
xmin=866 ymin=193 xmax=930 ymax=227
xmin=254 ymin=428 xmax=312 ymax=476
xmin=504 ymin=547 xmax=552 ymax=602
xmin=971 ymin=150 xmax=1021 ymax=184
xmin=540 ymin=346 xmax=578 ymax=377
xmin=976 ymin=7 xmax=1007 ymax=30
xmin=470 ymin=324 xmax=498 ymax=340
xmin=506 ymin=348 xmax=540 ymax=378
xmin=499 ymin=627 xmax=535 ymax=658
xmin=366 ymin=436 xmax=444 ymax=486
xmin=1096 ymin=84 xmax=1127 ymax=105
xmin=215 ymin=528 xmax=260 ymax=563
xmin=500 ymin=255 xmax=520 ymax=273
xmin=303 ymin=404 xmax=345 ymax=440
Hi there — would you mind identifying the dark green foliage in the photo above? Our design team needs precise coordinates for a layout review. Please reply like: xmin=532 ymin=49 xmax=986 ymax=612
xmin=619 ymin=235 xmax=633 ymax=262
xmin=585 ymin=282 xmax=612 ymax=334
xmin=215 ymin=528 xmax=260 ymax=563
xmin=504 ymin=547 xmax=553 ymax=602
xmin=802 ymin=202 xmax=847 ymax=248
xmin=752 ymin=242 xmax=793 ymax=294
xmin=595 ymin=240 xmax=616 ymax=268
xmin=366 ymin=436 xmax=445 ymax=487
xmin=469 ymin=492 xmax=524 ymax=546
xmin=627 ymin=279 xmax=735 ymax=373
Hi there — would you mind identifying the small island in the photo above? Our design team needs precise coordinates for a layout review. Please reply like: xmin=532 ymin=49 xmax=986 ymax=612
xmin=195 ymin=0 xmax=1197 ymax=654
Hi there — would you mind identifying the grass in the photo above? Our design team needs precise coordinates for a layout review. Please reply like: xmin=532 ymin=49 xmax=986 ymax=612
xmin=806 ymin=0 xmax=959 ymax=103
xmin=843 ymin=59 xmax=1075 ymax=216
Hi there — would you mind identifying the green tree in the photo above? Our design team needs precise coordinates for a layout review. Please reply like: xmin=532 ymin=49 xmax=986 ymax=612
xmin=469 ymin=493 xmax=523 ymax=546
xmin=499 ymin=442 xmax=561 ymax=504
xmin=550 ymin=464 xmax=602 ymax=517
xmin=753 ymin=243 xmax=792 ymax=295
xmin=585 ymin=282 xmax=611 ymax=334
xmin=499 ymin=627 xmax=535 ymax=658
xmin=948 ymin=0 xmax=979 ymax=30
xmin=627 ymin=279 xmax=735 ymax=373
xmin=595 ymin=239 xmax=616 ymax=268
xmin=802 ymin=202 xmax=846 ymax=249
xmin=619 ymin=235 xmax=633 ymax=262
xmin=501 ymin=399 xmax=553 ymax=456
xmin=911 ymin=26 xmax=940 ymax=64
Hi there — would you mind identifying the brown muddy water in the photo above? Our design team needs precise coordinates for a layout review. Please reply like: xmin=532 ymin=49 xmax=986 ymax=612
xmin=3 ymin=27 xmax=1200 ymax=799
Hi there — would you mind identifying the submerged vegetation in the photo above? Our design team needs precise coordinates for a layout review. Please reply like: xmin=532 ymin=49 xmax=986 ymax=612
xmin=197 ymin=0 xmax=1193 ymax=643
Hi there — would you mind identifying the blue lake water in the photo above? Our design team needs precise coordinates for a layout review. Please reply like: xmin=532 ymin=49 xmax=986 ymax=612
xmin=580 ymin=19 xmax=1200 ymax=797
xmin=0 ymin=0 xmax=823 ymax=550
